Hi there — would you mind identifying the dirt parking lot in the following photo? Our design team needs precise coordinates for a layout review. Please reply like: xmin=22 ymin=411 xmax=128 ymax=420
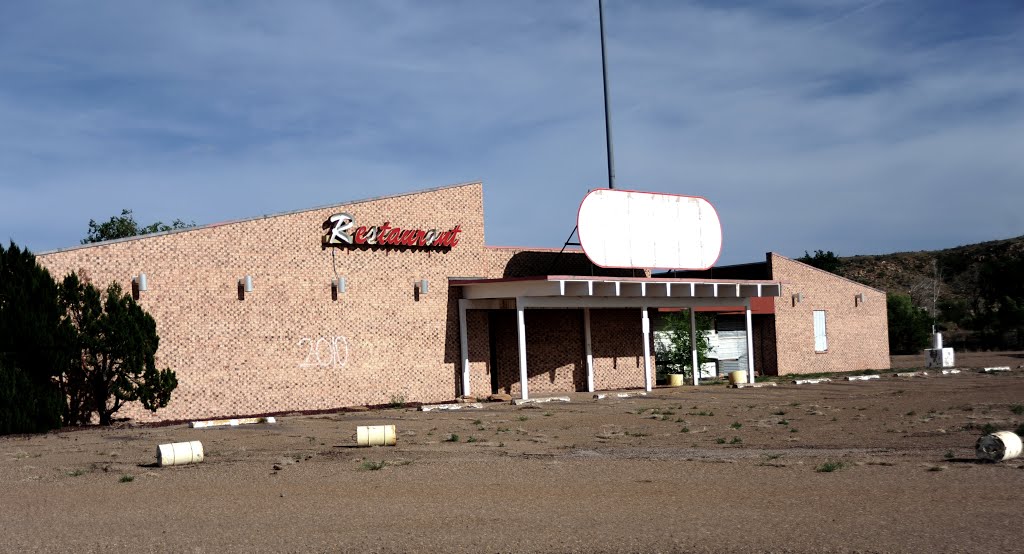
xmin=2 ymin=352 xmax=1023 ymax=553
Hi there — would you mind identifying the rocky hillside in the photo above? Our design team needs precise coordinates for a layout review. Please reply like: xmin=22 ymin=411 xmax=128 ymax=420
xmin=831 ymin=235 xmax=1024 ymax=348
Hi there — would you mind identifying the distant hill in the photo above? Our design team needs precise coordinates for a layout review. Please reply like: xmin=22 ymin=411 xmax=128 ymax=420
xmin=822 ymin=235 xmax=1024 ymax=349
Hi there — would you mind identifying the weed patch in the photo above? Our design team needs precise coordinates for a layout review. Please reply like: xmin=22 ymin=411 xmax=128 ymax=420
xmin=815 ymin=461 xmax=845 ymax=473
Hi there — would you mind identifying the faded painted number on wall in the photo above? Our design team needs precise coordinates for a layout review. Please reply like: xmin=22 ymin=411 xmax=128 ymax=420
xmin=298 ymin=336 xmax=349 ymax=369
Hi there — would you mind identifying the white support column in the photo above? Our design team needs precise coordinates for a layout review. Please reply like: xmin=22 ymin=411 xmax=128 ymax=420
xmin=584 ymin=307 xmax=595 ymax=393
xmin=458 ymin=299 xmax=470 ymax=397
xmin=641 ymin=307 xmax=652 ymax=392
xmin=690 ymin=308 xmax=699 ymax=387
xmin=745 ymin=299 xmax=755 ymax=384
xmin=516 ymin=297 xmax=529 ymax=400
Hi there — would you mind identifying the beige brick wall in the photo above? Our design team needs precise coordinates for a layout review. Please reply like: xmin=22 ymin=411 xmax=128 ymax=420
xmin=463 ymin=308 xmax=647 ymax=397
xmin=770 ymin=253 xmax=890 ymax=374
xmin=590 ymin=309 xmax=649 ymax=390
xmin=38 ymin=183 xmax=488 ymax=422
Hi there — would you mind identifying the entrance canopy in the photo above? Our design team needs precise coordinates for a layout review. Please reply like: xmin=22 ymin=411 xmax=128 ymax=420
xmin=451 ymin=275 xmax=782 ymax=398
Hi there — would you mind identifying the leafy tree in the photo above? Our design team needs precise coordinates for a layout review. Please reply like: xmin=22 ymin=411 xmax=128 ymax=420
xmin=0 ymin=243 xmax=69 ymax=434
xmin=798 ymin=250 xmax=842 ymax=274
xmin=60 ymin=274 xmax=178 ymax=426
xmin=887 ymin=293 xmax=932 ymax=354
xmin=655 ymin=310 xmax=714 ymax=382
xmin=82 ymin=209 xmax=193 ymax=244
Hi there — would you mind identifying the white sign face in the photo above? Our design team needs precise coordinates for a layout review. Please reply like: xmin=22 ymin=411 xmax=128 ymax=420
xmin=577 ymin=189 xmax=722 ymax=270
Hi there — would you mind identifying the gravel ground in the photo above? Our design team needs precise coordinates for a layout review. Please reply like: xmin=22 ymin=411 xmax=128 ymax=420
xmin=2 ymin=352 xmax=1023 ymax=553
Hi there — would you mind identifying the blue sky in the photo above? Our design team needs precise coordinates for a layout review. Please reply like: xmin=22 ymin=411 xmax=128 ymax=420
xmin=2 ymin=0 xmax=1022 ymax=265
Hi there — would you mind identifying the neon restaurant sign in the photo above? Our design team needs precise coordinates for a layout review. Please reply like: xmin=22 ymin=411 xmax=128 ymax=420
xmin=322 ymin=213 xmax=462 ymax=250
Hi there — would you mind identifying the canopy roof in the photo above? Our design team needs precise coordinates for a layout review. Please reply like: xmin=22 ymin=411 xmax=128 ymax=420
xmin=451 ymin=275 xmax=781 ymax=308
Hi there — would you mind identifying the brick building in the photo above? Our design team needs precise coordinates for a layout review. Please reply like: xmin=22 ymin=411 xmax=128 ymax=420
xmin=37 ymin=182 xmax=878 ymax=423
xmin=664 ymin=253 xmax=890 ymax=376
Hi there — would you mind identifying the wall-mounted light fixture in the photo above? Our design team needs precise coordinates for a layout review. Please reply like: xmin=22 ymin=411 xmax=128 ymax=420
xmin=414 ymin=279 xmax=429 ymax=301
xmin=855 ymin=293 xmax=865 ymax=307
xmin=331 ymin=277 xmax=346 ymax=301
xmin=792 ymin=292 xmax=803 ymax=306
xmin=131 ymin=273 xmax=148 ymax=300
xmin=238 ymin=275 xmax=253 ymax=300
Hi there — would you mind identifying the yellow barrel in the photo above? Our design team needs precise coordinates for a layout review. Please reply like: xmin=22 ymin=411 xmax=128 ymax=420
xmin=156 ymin=441 xmax=204 ymax=467
xmin=357 ymin=425 xmax=397 ymax=447
xmin=728 ymin=370 xmax=748 ymax=385
xmin=667 ymin=374 xmax=684 ymax=387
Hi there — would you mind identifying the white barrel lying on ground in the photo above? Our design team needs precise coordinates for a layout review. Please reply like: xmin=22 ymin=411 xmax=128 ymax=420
xmin=157 ymin=441 xmax=204 ymax=467
xmin=976 ymin=431 xmax=1023 ymax=462
xmin=357 ymin=425 xmax=396 ymax=447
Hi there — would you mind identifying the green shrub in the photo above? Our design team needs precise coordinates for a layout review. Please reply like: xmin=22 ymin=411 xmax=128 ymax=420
xmin=815 ymin=461 xmax=845 ymax=473
xmin=654 ymin=311 xmax=713 ymax=382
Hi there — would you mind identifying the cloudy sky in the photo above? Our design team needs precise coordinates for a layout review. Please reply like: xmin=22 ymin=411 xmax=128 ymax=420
xmin=2 ymin=1 xmax=1022 ymax=265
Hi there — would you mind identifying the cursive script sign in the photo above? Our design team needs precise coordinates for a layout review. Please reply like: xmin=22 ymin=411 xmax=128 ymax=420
xmin=322 ymin=213 xmax=462 ymax=250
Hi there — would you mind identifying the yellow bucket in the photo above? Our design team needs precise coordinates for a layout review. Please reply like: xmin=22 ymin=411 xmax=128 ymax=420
xmin=728 ymin=370 xmax=748 ymax=385
xmin=357 ymin=425 xmax=397 ymax=447
xmin=667 ymin=374 xmax=684 ymax=387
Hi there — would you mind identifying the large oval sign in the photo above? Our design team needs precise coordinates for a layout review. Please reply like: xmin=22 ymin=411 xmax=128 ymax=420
xmin=577 ymin=189 xmax=722 ymax=270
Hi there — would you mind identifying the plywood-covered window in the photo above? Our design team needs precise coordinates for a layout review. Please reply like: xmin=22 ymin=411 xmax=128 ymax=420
xmin=813 ymin=310 xmax=828 ymax=352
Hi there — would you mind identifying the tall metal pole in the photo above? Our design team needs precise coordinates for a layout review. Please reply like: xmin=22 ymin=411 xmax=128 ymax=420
xmin=599 ymin=0 xmax=616 ymax=189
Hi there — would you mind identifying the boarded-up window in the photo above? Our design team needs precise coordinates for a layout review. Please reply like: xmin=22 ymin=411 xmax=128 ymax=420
xmin=813 ymin=310 xmax=827 ymax=352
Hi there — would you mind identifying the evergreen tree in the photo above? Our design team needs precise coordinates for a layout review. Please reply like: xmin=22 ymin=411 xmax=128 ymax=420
xmin=0 ymin=243 xmax=68 ymax=434
xmin=60 ymin=275 xmax=177 ymax=425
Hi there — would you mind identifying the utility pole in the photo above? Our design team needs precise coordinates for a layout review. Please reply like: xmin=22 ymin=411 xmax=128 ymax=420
xmin=599 ymin=0 xmax=616 ymax=189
